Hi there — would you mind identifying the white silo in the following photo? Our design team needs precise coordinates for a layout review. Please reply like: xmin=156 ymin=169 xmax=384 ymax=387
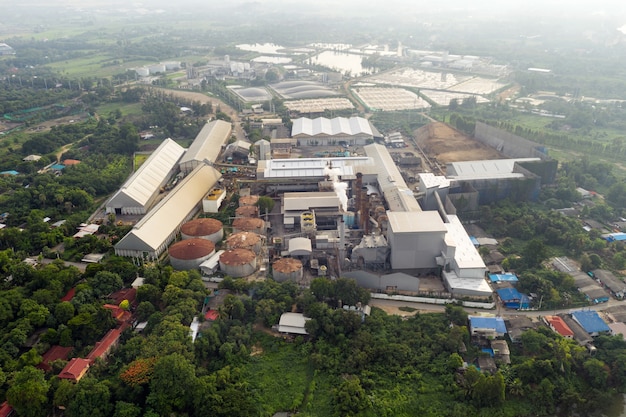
xmin=226 ymin=231 xmax=263 ymax=254
xmin=181 ymin=218 xmax=224 ymax=243
xmin=169 ymin=238 xmax=216 ymax=270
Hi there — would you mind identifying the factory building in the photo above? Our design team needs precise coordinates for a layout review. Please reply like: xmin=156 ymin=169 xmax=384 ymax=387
xmin=282 ymin=191 xmax=342 ymax=231
xmin=386 ymin=211 xmax=446 ymax=271
xmin=178 ymin=120 xmax=232 ymax=174
xmin=291 ymin=116 xmax=381 ymax=146
xmin=114 ymin=165 xmax=221 ymax=259
xmin=106 ymin=139 xmax=185 ymax=215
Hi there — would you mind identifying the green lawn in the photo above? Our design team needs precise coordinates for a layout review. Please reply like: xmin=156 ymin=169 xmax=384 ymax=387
xmin=96 ymin=102 xmax=143 ymax=118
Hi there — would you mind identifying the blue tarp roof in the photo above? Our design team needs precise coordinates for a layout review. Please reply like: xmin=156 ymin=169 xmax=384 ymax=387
xmin=489 ymin=273 xmax=519 ymax=283
xmin=470 ymin=236 xmax=480 ymax=246
xmin=469 ymin=316 xmax=507 ymax=334
xmin=571 ymin=310 xmax=610 ymax=333
xmin=0 ymin=170 xmax=18 ymax=175
xmin=50 ymin=164 xmax=65 ymax=171
xmin=603 ymin=233 xmax=626 ymax=242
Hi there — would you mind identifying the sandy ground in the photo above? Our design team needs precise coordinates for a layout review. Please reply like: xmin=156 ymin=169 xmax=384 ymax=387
xmin=414 ymin=122 xmax=504 ymax=165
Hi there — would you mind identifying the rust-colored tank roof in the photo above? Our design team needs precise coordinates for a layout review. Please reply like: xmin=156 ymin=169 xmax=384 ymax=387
xmin=238 ymin=195 xmax=259 ymax=206
xmin=226 ymin=231 xmax=262 ymax=249
xmin=232 ymin=217 xmax=264 ymax=230
xmin=272 ymin=257 xmax=302 ymax=273
xmin=219 ymin=248 xmax=256 ymax=265
xmin=181 ymin=218 xmax=223 ymax=236
xmin=169 ymin=238 xmax=215 ymax=260
xmin=235 ymin=206 xmax=259 ymax=217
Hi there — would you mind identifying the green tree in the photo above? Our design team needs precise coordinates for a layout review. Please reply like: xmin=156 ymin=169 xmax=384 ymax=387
xmin=147 ymin=353 xmax=197 ymax=415
xmin=6 ymin=366 xmax=50 ymax=417
xmin=332 ymin=375 xmax=369 ymax=417
xmin=67 ymin=378 xmax=113 ymax=417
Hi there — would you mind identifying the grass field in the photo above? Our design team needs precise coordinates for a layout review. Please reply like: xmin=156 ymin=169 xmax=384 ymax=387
xmin=97 ymin=102 xmax=143 ymax=118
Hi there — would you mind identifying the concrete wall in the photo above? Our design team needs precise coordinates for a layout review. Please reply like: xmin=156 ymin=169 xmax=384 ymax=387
xmin=474 ymin=122 xmax=550 ymax=160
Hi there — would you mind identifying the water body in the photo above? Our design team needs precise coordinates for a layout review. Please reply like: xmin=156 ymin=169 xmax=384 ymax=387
xmin=310 ymin=50 xmax=376 ymax=77
xmin=236 ymin=43 xmax=286 ymax=54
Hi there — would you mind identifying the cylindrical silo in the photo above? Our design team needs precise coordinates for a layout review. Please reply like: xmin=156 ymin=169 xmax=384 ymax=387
xmin=219 ymin=249 xmax=257 ymax=278
xmin=226 ymin=231 xmax=263 ymax=254
xmin=238 ymin=195 xmax=259 ymax=207
xmin=232 ymin=217 xmax=266 ymax=234
xmin=272 ymin=258 xmax=303 ymax=282
xmin=169 ymin=238 xmax=216 ymax=270
xmin=181 ymin=218 xmax=224 ymax=243
xmin=235 ymin=205 xmax=259 ymax=218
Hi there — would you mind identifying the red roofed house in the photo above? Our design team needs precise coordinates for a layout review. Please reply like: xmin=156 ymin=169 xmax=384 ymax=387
xmin=58 ymin=358 xmax=90 ymax=382
xmin=109 ymin=287 xmax=137 ymax=307
xmin=0 ymin=402 xmax=14 ymax=417
xmin=102 ymin=304 xmax=133 ymax=324
xmin=62 ymin=159 xmax=81 ymax=166
xmin=87 ymin=328 xmax=122 ymax=362
xmin=543 ymin=315 xmax=574 ymax=338
xmin=37 ymin=345 xmax=73 ymax=372
xmin=60 ymin=287 xmax=76 ymax=302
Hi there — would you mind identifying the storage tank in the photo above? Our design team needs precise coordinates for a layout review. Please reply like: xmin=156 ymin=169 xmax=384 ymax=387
xmin=235 ymin=205 xmax=259 ymax=218
xmin=232 ymin=217 xmax=266 ymax=234
xmin=239 ymin=195 xmax=259 ymax=207
xmin=219 ymin=249 xmax=257 ymax=278
xmin=272 ymin=258 xmax=303 ymax=282
xmin=226 ymin=231 xmax=263 ymax=254
xmin=169 ymin=238 xmax=216 ymax=270
xmin=181 ymin=218 xmax=224 ymax=243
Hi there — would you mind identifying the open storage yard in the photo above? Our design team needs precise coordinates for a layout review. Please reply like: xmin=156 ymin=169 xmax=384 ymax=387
xmin=415 ymin=122 xmax=504 ymax=164
xmin=351 ymin=87 xmax=431 ymax=111
xmin=421 ymin=90 xmax=490 ymax=106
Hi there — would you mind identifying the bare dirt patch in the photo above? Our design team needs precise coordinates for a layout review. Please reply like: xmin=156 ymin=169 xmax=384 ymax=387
xmin=414 ymin=122 xmax=504 ymax=165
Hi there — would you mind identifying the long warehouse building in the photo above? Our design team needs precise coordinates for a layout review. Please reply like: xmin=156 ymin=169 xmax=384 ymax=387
xmin=179 ymin=119 xmax=232 ymax=174
xmin=115 ymin=164 xmax=222 ymax=259
xmin=105 ymin=138 xmax=185 ymax=215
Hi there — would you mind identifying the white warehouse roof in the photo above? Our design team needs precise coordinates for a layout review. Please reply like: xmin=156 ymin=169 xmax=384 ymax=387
xmin=445 ymin=214 xmax=486 ymax=271
xmin=278 ymin=312 xmax=311 ymax=335
xmin=179 ymin=120 xmax=232 ymax=171
xmin=258 ymin=157 xmax=367 ymax=179
xmin=446 ymin=158 xmax=540 ymax=180
xmin=292 ymin=116 xmax=373 ymax=137
xmin=115 ymin=165 xmax=221 ymax=259
xmin=387 ymin=211 xmax=446 ymax=234
xmin=106 ymin=139 xmax=185 ymax=212
xmin=283 ymin=192 xmax=340 ymax=211
xmin=364 ymin=144 xmax=422 ymax=212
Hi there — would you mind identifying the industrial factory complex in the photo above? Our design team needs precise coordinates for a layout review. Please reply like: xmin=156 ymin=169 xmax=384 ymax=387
xmin=110 ymin=115 xmax=556 ymax=302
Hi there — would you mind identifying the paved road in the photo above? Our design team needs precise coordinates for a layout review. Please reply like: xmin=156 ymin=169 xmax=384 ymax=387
xmin=369 ymin=297 xmax=626 ymax=318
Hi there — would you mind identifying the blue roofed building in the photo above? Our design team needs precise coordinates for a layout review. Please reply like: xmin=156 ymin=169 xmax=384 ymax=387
xmin=0 ymin=170 xmax=18 ymax=176
xmin=603 ymin=233 xmax=626 ymax=243
xmin=469 ymin=316 xmax=507 ymax=338
xmin=489 ymin=273 xmax=519 ymax=283
xmin=571 ymin=310 xmax=610 ymax=336
xmin=496 ymin=287 xmax=530 ymax=309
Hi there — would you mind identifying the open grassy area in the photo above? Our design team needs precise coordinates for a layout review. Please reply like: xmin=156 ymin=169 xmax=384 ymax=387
xmin=96 ymin=102 xmax=143 ymax=118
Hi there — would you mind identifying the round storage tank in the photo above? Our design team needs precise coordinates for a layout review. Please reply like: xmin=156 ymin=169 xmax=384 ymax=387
xmin=272 ymin=258 xmax=303 ymax=282
xmin=239 ymin=195 xmax=259 ymax=207
xmin=219 ymin=249 xmax=257 ymax=278
xmin=235 ymin=205 xmax=259 ymax=218
xmin=226 ymin=231 xmax=263 ymax=254
xmin=232 ymin=217 xmax=266 ymax=234
xmin=181 ymin=218 xmax=224 ymax=243
xmin=169 ymin=238 xmax=216 ymax=270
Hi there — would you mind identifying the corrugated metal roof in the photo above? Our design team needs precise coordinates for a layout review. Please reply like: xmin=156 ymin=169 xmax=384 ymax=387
xmin=108 ymin=139 xmax=184 ymax=210
xmin=387 ymin=211 xmax=446 ymax=233
xmin=180 ymin=120 xmax=231 ymax=166
xmin=115 ymin=165 xmax=221 ymax=255
xmin=571 ymin=310 xmax=610 ymax=334
xmin=283 ymin=192 xmax=340 ymax=211
xmin=292 ymin=116 xmax=373 ymax=137
xmin=446 ymin=215 xmax=486 ymax=270
xmin=469 ymin=316 xmax=507 ymax=334
xmin=364 ymin=144 xmax=422 ymax=212
xmin=446 ymin=158 xmax=540 ymax=180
